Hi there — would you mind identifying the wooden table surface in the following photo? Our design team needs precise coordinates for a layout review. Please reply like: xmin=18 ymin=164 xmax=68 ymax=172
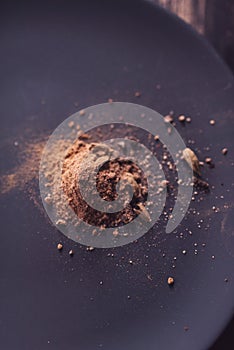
xmin=151 ymin=0 xmax=234 ymax=72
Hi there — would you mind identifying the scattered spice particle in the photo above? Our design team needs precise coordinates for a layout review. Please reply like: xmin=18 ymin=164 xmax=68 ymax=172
xmin=182 ymin=250 xmax=187 ymax=255
xmin=186 ymin=117 xmax=191 ymax=123
xmin=222 ymin=148 xmax=228 ymax=155
xmin=224 ymin=278 xmax=229 ymax=283
xmin=178 ymin=115 xmax=186 ymax=122
xmin=86 ymin=246 xmax=95 ymax=251
xmin=205 ymin=157 xmax=212 ymax=164
xmin=209 ymin=119 xmax=216 ymax=125
xmin=147 ymin=274 xmax=153 ymax=281
xmin=164 ymin=115 xmax=173 ymax=124
xmin=134 ymin=91 xmax=141 ymax=97
xmin=57 ymin=243 xmax=63 ymax=251
xmin=44 ymin=194 xmax=52 ymax=204
xmin=69 ymin=250 xmax=74 ymax=256
xmin=68 ymin=121 xmax=75 ymax=128
xmin=167 ymin=277 xmax=174 ymax=285
xmin=79 ymin=109 xmax=85 ymax=116
xmin=211 ymin=255 xmax=215 ymax=260
xmin=56 ymin=219 xmax=66 ymax=226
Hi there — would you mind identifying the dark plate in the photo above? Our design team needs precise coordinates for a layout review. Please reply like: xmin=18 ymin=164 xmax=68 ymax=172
xmin=0 ymin=0 xmax=234 ymax=349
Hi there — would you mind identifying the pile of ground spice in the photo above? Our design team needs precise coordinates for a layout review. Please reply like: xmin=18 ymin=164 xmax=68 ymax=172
xmin=62 ymin=140 xmax=148 ymax=228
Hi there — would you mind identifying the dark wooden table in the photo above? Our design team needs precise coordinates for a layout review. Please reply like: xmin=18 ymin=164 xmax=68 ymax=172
xmin=151 ymin=0 xmax=234 ymax=73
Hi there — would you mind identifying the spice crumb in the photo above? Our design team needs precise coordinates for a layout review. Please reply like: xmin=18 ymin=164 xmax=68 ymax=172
xmin=68 ymin=121 xmax=75 ymax=128
xmin=178 ymin=115 xmax=186 ymax=122
xmin=134 ymin=91 xmax=141 ymax=97
xmin=222 ymin=148 xmax=228 ymax=155
xmin=79 ymin=109 xmax=86 ymax=116
xmin=86 ymin=246 xmax=95 ymax=251
xmin=205 ymin=157 xmax=212 ymax=164
xmin=209 ymin=119 xmax=216 ymax=125
xmin=69 ymin=250 xmax=74 ymax=256
xmin=164 ymin=115 xmax=173 ymax=123
xmin=57 ymin=243 xmax=63 ymax=251
xmin=167 ymin=277 xmax=174 ymax=285
xmin=56 ymin=219 xmax=66 ymax=226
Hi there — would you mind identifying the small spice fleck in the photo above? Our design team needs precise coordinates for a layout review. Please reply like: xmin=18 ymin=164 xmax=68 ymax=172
xmin=209 ymin=119 xmax=216 ymax=125
xmin=186 ymin=117 xmax=191 ymax=123
xmin=167 ymin=277 xmax=174 ymax=285
xmin=164 ymin=115 xmax=173 ymax=123
xmin=68 ymin=121 xmax=75 ymax=128
xmin=44 ymin=194 xmax=52 ymax=204
xmin=205 ymin=157 xmax=212 ymax=164
xmin=86 ymin=246 xmax=95 ymax=251
xmin=56 ymin=219 xmax=66 ymax=226
xmin=134 ymin=91 xmax=141 ymax=97
xmin=79 ymin=109 xmax=85 ymax=116
xmin=57 ymin=243 xmax=63 ymax=250
xmin=182 ymin=250 xmax=187 ymax=255
xmin=222 ymin=148 xmax=228 ymax=155
xmin=69 ymin=250 xmax=74 ymax=256
xmin=178 ymin=115 xmax=186 ymax=122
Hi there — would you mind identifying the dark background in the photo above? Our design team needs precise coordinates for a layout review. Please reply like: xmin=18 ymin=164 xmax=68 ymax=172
xmin=150 ymin=1 xmax=234 ymax=349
